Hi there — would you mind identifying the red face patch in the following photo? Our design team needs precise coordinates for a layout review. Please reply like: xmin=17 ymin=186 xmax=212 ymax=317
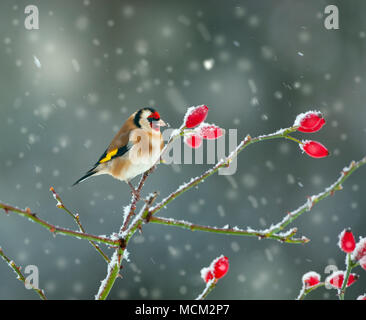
xmin=148 ymin=111 xmax=160 ymax=120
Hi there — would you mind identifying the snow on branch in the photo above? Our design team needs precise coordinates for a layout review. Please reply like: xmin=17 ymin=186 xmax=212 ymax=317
xmin=0 ymin=202 xmax=119 ymax=247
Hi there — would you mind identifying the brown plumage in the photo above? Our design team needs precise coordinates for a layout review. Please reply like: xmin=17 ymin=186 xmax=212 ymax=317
xmin=73 ymin=108 xmax=166 ymax=186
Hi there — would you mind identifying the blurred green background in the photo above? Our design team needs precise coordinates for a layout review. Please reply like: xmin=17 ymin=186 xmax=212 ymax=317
xmin=1 ymin=0 xmax=366 ymax=300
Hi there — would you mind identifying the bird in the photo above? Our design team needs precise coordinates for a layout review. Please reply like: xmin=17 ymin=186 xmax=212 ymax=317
xmin=73 ymin=108 xmax=166 ymax=192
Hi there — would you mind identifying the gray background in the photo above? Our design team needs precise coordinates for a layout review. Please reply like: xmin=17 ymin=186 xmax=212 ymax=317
xmin=0 ymin=0 xmax=366 ymax=300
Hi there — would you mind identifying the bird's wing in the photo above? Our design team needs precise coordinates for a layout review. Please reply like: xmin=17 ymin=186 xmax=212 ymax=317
xmin=95 ymin=144 xmax=131 ymax=165
xmin=95 ymin=118 xmax=135 ymax=165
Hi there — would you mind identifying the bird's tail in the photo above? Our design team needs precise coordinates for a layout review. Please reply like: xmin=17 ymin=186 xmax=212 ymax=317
xmin=72 ymin=168 xmax=97 ymax=186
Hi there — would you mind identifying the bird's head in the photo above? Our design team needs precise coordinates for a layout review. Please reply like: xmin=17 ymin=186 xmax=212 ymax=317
xmin=134 ymin=108 xmax=167 ymax=132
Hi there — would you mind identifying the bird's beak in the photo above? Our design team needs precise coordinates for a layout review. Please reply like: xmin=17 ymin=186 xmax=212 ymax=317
xmin=158 ymin=119 xmax=167 ymax=127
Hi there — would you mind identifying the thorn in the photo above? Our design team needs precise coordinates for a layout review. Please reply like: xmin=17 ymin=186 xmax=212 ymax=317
xmin=138 ymin=224 xmax=143 ymax=234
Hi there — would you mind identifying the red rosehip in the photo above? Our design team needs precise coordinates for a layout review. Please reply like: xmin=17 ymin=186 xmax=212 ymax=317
xmin=201 ymin=255 xmax=229 ymax=283
xmin=301 ymin=140 xmax=329 ymax=158
xmin=296 ymin=111 xmax=325 ymax=133
xmin=357 ymin=294 xmax=366 ymax=300
xmin=338 ymin=229 xmax=356 ymax=253
xmin=327 ymin=271 xmax=358 ymax=289
xmin=198 ymin=124 xmax=223 ymax=140
xmin=213 ymin=256 xmax=229 ymax=279
xmin=184 ymin=134 xmax=202 ymax=149
xmin=185 ymin=105 xmax=209 ymax=128
xmin=351 ymin=237 xmax=366 ymax=262
xmin=302 ymin=271 xmax=321 ymax=288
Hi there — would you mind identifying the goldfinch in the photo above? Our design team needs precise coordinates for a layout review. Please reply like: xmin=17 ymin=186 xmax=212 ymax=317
xmin=73 ymin=108 xmax=166 ymax=189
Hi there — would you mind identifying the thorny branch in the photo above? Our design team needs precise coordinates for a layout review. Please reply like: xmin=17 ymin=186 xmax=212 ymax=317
xmin=0 ymin=203 xmax=119 ymax=247
xmin=50 ymin=187 xmax=110 ymax=263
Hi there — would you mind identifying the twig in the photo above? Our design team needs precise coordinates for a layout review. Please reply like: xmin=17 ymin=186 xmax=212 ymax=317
xmin=0 ymin=247 xmax=47 ymax=300
xmin=149 ymin=217 xmax=308 ymax=244
xmin=296 ymin=283 xmax=325 ymax=300
xmin=339 ymin=253 xmax=358 ymax=300
xmin=50 ymin=187 xmax=110 ymax=263
xmin=196 ymin=279 xmax=217 ymax=300
xmin=120 ymin=166 xmax=155 ymax=233
xmin=0 ymin=203 xmax=119 ymax=247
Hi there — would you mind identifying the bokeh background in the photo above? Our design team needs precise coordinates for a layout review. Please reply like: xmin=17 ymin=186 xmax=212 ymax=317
xmin=1 ymin=0 xmax=366 ymax=300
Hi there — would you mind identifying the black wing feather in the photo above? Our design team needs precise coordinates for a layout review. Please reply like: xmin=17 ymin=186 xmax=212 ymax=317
xmin=73 ymin=144 xmax=130 ymax=186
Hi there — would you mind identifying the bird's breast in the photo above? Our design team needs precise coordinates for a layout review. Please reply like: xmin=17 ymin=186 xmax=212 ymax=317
xmin=110 ymin=131 xmax=163 ymax=181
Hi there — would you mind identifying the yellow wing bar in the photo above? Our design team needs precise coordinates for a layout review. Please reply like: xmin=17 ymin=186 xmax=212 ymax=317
xmin=99 ymin=148 xmax=118 ymax=163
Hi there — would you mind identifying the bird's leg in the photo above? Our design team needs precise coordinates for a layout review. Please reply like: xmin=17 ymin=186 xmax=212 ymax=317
xmin=127 ymin=181 xmax=140 ymax=201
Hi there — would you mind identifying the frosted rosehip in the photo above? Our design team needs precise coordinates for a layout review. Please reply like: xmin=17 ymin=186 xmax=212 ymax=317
xmin=357 ymin=294 xmax=366 ymax=300
xmin=338 ymin=228 xmax=356 ymax=253
xmin=302 ymin=271 xmax=321 ymax=288
xmin=296 ymin=112 xmax=325 ymax=133
xmin=185 ymin=105 xmax=209 ymax=128
xmin=301 ymin=140 xmax=329 ymax=158
xmin=327 ymin=271 xmax=358 ymax=289
xmin=198 ymin=124 xmax=223 ymax=140
xmin=201 ymin=255 xmax=229 ymax=283
xmin=351 ymin=237 xmax=366 ymax=262
xmin=213 ymin=256 xmax=229 ymax=279
xmin=184 ymin=134 xmax=202 ymax=149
